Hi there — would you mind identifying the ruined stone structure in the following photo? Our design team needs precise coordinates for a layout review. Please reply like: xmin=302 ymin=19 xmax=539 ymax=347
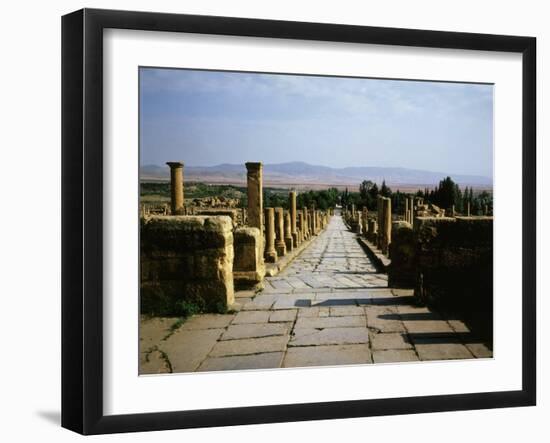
xmin=140 ymin=215 xmax=234 ymax=314
xmin=289 ymin=191 xmax=299 ymax=247
xmin=166 ymin=161 xmax=184 ymax=215
xmin=233 ymin=227 xmax=266 ymax=289
xmin=284 ymin=211 xmax=294 ymax=252
xmin=264 ymin=207 xmax=277 ymax=263
xmin=388 ymin=215 xmax=494 ymax=342
xmin=377 ymin=196 xmax=392 ymax=254
xmin=246 ymin=162 xmax=263 ymax=238
xmin=275 ymin=207 xmax=287 ymax=256
xmin=362 ymin=207 xmax=368 ymax=236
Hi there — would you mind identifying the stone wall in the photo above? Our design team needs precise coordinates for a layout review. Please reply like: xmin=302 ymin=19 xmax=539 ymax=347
xmin=233 ymin=227 xmax=265 ymax=289
xmin=387 ymin=221 xmax=415 ymax=287
xmin=140 ymin=215 xmax=235 ymax=315
xmin=390 ymin=216 xmax=493 ymax=341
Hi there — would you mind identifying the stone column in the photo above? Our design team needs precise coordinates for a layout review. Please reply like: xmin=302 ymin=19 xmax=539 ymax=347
xmin=467 ymin=201 xmax=471 ymax=216
xmin=452 ymin=205 xmax=456 ymax=217
xmin=264 ymin=208 xmax=277 ymax=262
xmin=310 ymin=207 xmax=317 ymax=235
xmin=246 ymin=162 xmax=263 ymax=238
xmin=275 ymin=207 xmax=286 ymax=256
xmin=377 ymin=196 xmax=383 ymax=248
xmin=289 ymin=191 xmax=299 ymax=246
xmin=368 ymin=219 xmax=378 ymax=242
xmin=166 ymin=162 xmax=184 ymax=215
xmin=381 ymin=197 xmax=392 ymax=255
xmin=302 ymin=208 xmax=309 ymax=239
xmin=284 ymin=211 xmax=294 ymax=252
xmin=362 ymin=207 xmax=368 ymax=236
xmin=405 ymin=198 xmax=409 ymax=222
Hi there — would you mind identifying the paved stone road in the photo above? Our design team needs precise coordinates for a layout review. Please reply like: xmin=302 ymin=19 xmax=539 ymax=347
xmin=140 ymin=214 xmax=492 ymax=374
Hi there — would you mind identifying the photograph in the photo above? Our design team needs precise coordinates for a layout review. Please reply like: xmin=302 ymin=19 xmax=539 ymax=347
xmin=138 ymin=67 xmax=494 ymax=374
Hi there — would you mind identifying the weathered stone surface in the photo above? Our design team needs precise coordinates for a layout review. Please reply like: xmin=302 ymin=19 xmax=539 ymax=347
xmin=329 ymin=306 xmax=365 ymax=317
xmin=233 ymin=227 xmax=265 ymax=287
xmin=209 ymin=335 xmax=290 ymax=357
xmin=232 ymin=310 xmax=271 ymax=324
xmin=166 ymin=162 xmax=184 ymax=215
xmin=413 ymin=216 xmax=494 ymax=343
xmin=283 ymin=345 xmax=371 ymax=368
xmin=373 ymin=349 xmax=419 ymax=363
xmin=140 ymin=349 xmax=171 ymax=374
xmin=197 ymin=352 xmax=284 ymax=372
xmin=402 ymin=319 xmax=454 ymax=334
xmin=294 ymin=316 xmax=366 ymax=329
xmin=139 ymin=316 xmax=180 ymax=353
xmin=180 ymin=314 xmax=235 ymax=330
xmin=388 ymin=221 xmax=415 ymax=287
xmin=413 ymin=337 xmax=473 ymax=361
xmin=159 ymin=328 xmax=224 ymax=372
xmin=465 ymin=343 xmax=493 ymax=358
xmin=269 ymin=310 xmax=297 ymax=323
xmin=289 ymin=327 xmax=370 ymax=346
xmin=371 ymin=332 xmax=413 ymax=350
xmin=246 ymin=162 xmax=263 ymax=237
xmin=221 ymin=323 xmax=291 ymax=340
xmin=366 ymin=306 xmax=406 ymax=333
xmin=141 ymin=215 xmax=235 ymax=314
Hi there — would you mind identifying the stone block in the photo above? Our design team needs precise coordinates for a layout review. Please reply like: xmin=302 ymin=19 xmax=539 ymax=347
xmin=233 ymin=227 xmax=266 ymax=288
xmin=140 ymin=216 xmax=235 ymax=315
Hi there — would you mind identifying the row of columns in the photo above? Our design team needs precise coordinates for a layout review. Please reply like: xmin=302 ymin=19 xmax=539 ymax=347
xmin=245 ymin=162 xmax=330 ymax=264
xmin=165 ymin=161 xmax=332 ymax=264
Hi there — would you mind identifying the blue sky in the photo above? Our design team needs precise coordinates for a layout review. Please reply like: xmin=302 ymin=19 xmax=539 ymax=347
xmin=139 ymin=68 xmax=493 ymax=178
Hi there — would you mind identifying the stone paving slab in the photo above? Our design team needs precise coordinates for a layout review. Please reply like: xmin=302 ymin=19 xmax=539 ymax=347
xmin=413 ymin=337 xmax=474 ymax=361
xmin=403 ymin=319 xmax=454 ymax=334
xmin=140 ymin=349 xmax=171 ymax=375
xmin=180 ymin=314 xmax=235 ymax=330
xmin=289 ymin=327 xmax=370 ymax=346
xmin=464 ymin=342 xmax=493 ymax=358
xmin=366 ymin=306 xmax=406 ymax=333
xmin=269 ymin=310 xmax=298 ymax=323
xmin=221 ymin=323 xmax=292 ymax=340
xmin=371 ymin=332 xmax=413 ymax=350
xmin=197 ymin=352 xmax=285 ymax=372
xmin=209 ymin=335 xmax=290 ymax=357
xmin=159 ymin=328 xmax=224 ymax=372
xmin=294 ymin=315 xmax=366 ymax=329
xmin=283 ymin=344 xmax=371 ymax=368
xmin=329 ymin=306 xmax=365 ymax=316
xmin=373 ymin=349 xmax=420 ymax=363
xmin=232 ymin=310 xmax=271 ymax=324
xmin=139 ymin=316 xmax=179 ymax=354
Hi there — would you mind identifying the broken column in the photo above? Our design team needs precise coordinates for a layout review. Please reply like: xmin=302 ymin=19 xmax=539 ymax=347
xmin=246 ymin=162 xmax=263 ymax=238
xmin=289 ymin=191 xmax=299 ymax=247
xmin=298 ymin=211 xmax=305 ymax=243
xmin=362 ymin=207 xmax=368 ymax=236
xmin=166 ymin=162 xmax=184 ymax=215
xmin=381 ymin=197 xmax=392 ymax=255
xmin=303 ymin=208 xmax=309 ymax=240
xmin=264 ymin=208 xmax=277 ymax=263
xmin=275 ymin=207 xmax=286 ymax=256
xmin=284 ymin=211 xmax=294 ymax=252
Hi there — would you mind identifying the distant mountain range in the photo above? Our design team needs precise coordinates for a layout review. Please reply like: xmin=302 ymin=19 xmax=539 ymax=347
xmin=140 ymin=161 xmax=492 ymax=189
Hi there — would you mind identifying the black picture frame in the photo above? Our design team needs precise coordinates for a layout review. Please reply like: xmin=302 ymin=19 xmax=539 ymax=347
xmin=61 ymin=8 xmax=536 ymax=435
